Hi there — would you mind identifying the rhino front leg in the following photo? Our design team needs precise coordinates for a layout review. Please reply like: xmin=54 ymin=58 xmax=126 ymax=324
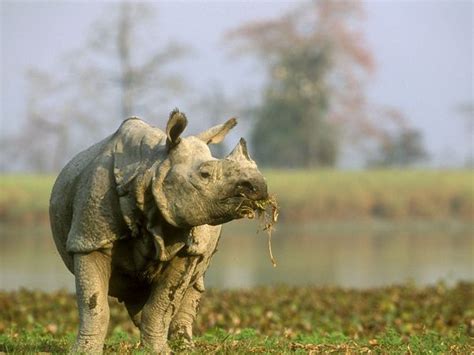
xmin=168 ymin=278 xmax=204 ymax=344
xmin=72 ymin=251 xmax=111 ymax=354
xmin=167 ymin=225 xmax=221 ymax=344
xmin=140 ymin=255 xmax=199 ymax=353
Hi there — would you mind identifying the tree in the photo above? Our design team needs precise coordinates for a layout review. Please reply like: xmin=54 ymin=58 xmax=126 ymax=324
xmin=226 ymin=0 xmax=391 ymax=167
xmin=7 ymin=3 xmax=187 ymax=172
xmin=367 ymin=128 xmax=428 ymax=167
xmin=250 ymin=45 xmax=338 ymax=167
xmin=79 ymin=3 xmax=187 ymax=121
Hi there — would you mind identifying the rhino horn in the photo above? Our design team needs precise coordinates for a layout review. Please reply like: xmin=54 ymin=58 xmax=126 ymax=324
xmin=226 ymin=138 xmax=252 ymax=161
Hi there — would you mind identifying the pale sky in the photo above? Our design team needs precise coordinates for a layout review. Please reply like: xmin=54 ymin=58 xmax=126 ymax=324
xmin=1 ymin=0 xmax=472 ymax=167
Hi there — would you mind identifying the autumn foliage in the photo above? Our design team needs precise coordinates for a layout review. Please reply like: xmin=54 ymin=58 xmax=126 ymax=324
xmin=226 ymin=0 xmax=400 ymax=167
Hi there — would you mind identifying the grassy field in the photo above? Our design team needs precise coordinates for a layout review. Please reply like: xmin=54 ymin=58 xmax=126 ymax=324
xmin=1 ymin=170 xmax=472 ymax=223
xmin=1 ymin=283 xmax=473 ymax=353
xmin=0 ymin=175 xmax=53 ymax=224
xmin=265 ymin=170 xmax=473 ymax=221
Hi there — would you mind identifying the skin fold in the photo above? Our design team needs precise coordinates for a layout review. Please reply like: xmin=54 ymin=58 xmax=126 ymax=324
xmin=49 ymin=109 xmax=268 ymax=353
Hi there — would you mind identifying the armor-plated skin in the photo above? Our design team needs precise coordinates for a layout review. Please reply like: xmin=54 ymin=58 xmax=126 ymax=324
xmin=49 ymin=109 xmax=268 ymax=353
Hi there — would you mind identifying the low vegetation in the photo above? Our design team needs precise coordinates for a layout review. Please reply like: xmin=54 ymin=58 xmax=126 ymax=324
xmin=1 ymin=170 xmax=472 ymax=223
xmin=1 ymin=283 xmax=473 ymax=353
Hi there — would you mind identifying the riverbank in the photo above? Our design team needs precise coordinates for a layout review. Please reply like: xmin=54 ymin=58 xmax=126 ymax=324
xmin=1 ymin=170 xmax=472 ymax=224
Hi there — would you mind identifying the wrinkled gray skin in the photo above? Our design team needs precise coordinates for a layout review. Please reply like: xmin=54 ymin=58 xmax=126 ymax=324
xmin=49 ymin=109 xmax=268 ymax=353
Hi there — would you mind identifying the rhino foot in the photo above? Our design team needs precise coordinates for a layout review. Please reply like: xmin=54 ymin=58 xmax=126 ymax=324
xmin=71 ymin=335 xmax=105 ymax=354
xmin=140 ymin=340 xmax=172 ymax=354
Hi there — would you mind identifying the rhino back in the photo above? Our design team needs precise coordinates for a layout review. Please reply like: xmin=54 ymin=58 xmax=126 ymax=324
xmin=50 ymin=118 xmax=166 ymax=272
xmin=49 ymin=134 xmax=117 ymax=271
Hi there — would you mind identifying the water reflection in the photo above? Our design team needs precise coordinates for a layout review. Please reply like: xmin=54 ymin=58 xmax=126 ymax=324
xmin=0 ymin=220 xmax=472 ymax=291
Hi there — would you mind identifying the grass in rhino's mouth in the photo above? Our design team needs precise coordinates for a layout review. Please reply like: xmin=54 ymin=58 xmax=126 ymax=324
xmin=236 ymin=195 xmax=279 ymax=268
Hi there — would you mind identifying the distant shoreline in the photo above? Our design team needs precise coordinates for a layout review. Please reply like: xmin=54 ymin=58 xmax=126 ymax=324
xmin=0 ymin=170 xmax=472 ymax=224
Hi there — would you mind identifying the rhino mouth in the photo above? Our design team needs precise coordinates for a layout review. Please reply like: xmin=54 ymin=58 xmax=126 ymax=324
xmin=238 ymin=199 xmax=263 ymax=219
xmin=224 ymin=194 xmax=271 ymax=220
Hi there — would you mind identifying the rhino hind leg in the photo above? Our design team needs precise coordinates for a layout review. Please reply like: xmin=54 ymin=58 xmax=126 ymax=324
xmin=109 ymin=269 xmax=150 ymax=329
xmin=124 ymin=296 xmax=147 ymax=328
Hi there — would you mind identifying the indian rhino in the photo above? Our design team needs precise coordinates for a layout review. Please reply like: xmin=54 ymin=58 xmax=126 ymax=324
xmin=49 ymin=109 xmax=269 ymax=353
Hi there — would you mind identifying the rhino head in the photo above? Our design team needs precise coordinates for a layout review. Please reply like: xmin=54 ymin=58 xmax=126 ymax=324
xmin=151 ymin=109 xmax=268 ymax=228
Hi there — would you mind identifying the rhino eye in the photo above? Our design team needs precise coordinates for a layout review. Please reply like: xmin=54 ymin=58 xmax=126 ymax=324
xmin=200 ymin=170 xmax=211 ymax=179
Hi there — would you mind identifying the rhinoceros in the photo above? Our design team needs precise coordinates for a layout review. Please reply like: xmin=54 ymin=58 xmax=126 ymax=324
xmin=49 ymin=109 xmax=269 ymax=353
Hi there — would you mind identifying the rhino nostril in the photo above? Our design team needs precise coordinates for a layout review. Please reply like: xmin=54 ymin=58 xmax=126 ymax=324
xmin=236 ymin=180 xmax=256 ymax=193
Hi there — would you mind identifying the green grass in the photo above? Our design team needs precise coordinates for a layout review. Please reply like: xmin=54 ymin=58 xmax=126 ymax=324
xmin=1 ymin=283 xmax=473 ymax=353
xmin=1 ymin=170 xmax=473 ymax=223
xmin=0 ymin=175 xmax=54 ymax=223
xmin=265 ymin=169 xmax=473 ymax=221
xmin=1 ymin=327 xmax=470 ymax=353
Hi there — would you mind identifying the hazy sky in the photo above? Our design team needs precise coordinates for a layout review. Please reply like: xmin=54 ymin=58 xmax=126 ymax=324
xmin=1 ymin=0 xmax=472 ymax=167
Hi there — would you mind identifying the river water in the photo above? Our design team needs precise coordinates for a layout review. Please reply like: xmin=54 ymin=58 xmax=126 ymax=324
xmin=0 ymin=220 xmax=472 ymax=291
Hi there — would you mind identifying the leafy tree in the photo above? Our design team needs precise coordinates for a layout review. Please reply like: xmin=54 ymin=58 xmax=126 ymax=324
xmin=367 ymin=128 xmax=428 ymax=167
xmin=6 ymin=3 xmax=187 ymax=172
xmin=227 ymin=0 xmax=383 ymax=167
xmin=251 ymin=46 xmax=338 ymax=167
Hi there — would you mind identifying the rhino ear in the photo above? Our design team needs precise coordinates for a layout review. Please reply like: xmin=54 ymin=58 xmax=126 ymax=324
xmin=226 ymin=138 xmax=252 ymax=161
xmin=197 ymin=117 xmax=237 ymax=145
xmin=166 ymin=108 xmax=188 ymax=150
